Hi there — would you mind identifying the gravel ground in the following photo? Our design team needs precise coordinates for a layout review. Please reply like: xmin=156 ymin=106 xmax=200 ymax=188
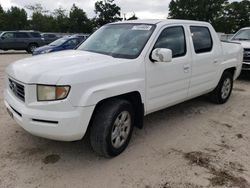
xmin=0 ymin=51 xmax=250 ymax=188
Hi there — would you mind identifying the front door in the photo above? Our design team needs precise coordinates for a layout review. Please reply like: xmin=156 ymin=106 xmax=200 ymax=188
xmin=1 ymin=32 xmax=15 ymax=49
xmin=145 ymin=25 xmax=192 ymax=114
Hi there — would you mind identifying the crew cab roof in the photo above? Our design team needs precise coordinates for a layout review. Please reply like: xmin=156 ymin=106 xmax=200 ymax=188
xmin=114 ymin=19 xmax=210 ymax=26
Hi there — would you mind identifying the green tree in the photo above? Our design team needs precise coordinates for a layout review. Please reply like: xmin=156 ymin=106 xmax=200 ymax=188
xmin=169 ymin=0 xmax=228 ymax=31
xmin=69 ymin=4 xmax=93 ymax=33
xmin=0 ymin=4 xmax=5 ymax=30
xmin=94 ymin=0 xmax=122 ymax=27
xmin=53 ymin=7 xmax=69 ymax=32
xmin=30 ymin=13 xmax=55 ymax=32
xmin=27 ymin=3 xmax=55 ymax=32
xmin=223 ymin=0 xmax=250 ymax=33
xmin=4 ymin=6 xmax=28 ymax=30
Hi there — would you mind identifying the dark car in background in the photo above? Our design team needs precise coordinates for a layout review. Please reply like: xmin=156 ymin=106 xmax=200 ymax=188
xmin=0 ymin=31 xmax=45 ymax=53
xmin=32 ymin=36 xmax=85 ymax=55
xmin=71 ymin=34 xmax=90 ymax=40
xmin=41 ymin=33 xmax=60 ymax=44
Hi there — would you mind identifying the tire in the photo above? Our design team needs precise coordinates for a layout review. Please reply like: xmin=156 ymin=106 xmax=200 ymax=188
xmin=26 ymin=43 xmax=38 ymax=53
xmin=90 ymin=99 xmax=134 ymax=157
xmin=209 ymin=71 xmax=233 ymax=104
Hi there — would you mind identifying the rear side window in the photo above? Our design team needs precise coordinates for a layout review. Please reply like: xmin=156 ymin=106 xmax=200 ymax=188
xmin=154 ymin=26 xmax=186 ymax=58
xmin=30 ymin=32 xmax=41 ymax=38
xmin=48 ymin=34 xmax=56 ymax=38
xmin=190 ymin=26 xmax=213 ymax=53
xmin=15 ymin=32 xmax=30 ymax=38
xmin=65 ymin=38 xmax=80 ymax=46
xmin=2 ymin=32 xmax=14 ymax=39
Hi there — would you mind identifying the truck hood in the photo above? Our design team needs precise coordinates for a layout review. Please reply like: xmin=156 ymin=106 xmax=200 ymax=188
xmin=232 ymin=40 xmax=250 ymax=49
xmin=6 ymin=50 xmax=129 ymax=84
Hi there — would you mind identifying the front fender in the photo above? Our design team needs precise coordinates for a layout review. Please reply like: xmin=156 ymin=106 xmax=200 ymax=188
xmin=76 ymin=79 xmax=145 ymax=107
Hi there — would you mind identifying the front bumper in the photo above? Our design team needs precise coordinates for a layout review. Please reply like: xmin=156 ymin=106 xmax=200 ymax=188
xmin=4 ymin=88 xmax=95 ymax=141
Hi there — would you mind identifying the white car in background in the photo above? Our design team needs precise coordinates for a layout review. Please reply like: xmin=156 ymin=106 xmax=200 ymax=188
xmin=231 ymin=27 xmax=250 ymax=71
xmin=4 ymin=19 xmax=243 ymax=157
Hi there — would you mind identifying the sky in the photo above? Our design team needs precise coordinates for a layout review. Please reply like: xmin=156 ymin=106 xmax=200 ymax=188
xmin=0 ymin=0 xmax=171 ymax=19
xmin=0 ymin=0 xmax=240 ymax=19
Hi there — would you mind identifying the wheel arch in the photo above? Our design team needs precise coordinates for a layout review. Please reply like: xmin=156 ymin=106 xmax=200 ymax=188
xmin=88 ymin=91 xmax=145 ymax=131
xmin=224 ymin=67 xmax=236 ymax=77
xmin=28 ymin=42 xmax=38 ymax=47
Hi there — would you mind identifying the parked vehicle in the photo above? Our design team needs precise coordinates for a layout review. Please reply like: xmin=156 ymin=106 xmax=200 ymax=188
xmin=0 ymin=31 xmax=45 ymax=53
xmin=41 ymin=33 xmax=59 ymax=44
xmin=231 ymin=27 xmax=250 ymax=71
xmin=33 ymin=36 xmax=85 ymax=55
xmin=71 ymin=34 xmax=90 ymax=41
xmin=4 ymin=20 xmax=243 ymax=157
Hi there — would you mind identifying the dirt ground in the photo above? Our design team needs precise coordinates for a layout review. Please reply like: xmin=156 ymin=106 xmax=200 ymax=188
xmin=0 ymin=51 xmax=250 ymax=188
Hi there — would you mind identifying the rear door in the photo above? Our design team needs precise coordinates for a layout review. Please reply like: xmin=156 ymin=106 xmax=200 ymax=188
xmin=14 ymin=32 xmax=31 ymax=49
xmin=188 ymin=25 xmax=220 ymax=97
xmin=145 ymin=25 xmax=192 ymax=114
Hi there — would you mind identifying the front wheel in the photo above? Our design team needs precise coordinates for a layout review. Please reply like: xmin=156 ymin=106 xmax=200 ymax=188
xmin=90 ymin=99 xmax=134 ymax=157
xmin=209 ymin=71 xmax=233 ymax=104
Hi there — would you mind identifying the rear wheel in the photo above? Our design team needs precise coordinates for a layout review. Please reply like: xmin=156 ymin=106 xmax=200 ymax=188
xmin=209 ymin=71 xmax=233 ymax=104
xmin=90 ymin=99 xmax=134 ymax=157
xmin=26 ymin=43 xmax=38 ymax=53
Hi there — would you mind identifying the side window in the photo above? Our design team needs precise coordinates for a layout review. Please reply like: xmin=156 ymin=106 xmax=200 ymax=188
xmin=65 ymin=39 xmax=78 ymax=46
xmin=48 ymin=34 xmax=56 ymax=38
xmin=15 ymin=32 xmax=30 ymax=38
xmin=190 ymin=26 xmax=213 ymax=53
xmin=30 ymin=32 xmax=41 ymax=38
xmin=2 ymin=32 xmax=14 ymax=39
xmin=154 ymin=26 xmax=186 ymax=58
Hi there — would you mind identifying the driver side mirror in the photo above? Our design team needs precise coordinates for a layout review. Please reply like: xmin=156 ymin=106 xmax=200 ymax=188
xmin=151 ymin=48 xmax=172 ymax=63
xmin=0 ymin=36 xmax=5 ymax=40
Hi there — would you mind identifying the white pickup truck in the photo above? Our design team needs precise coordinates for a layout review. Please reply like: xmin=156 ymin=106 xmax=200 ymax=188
xmin=4 ymin=19 xmax=243 ymax=157
xmin=231 ymin=27 xmax=250 ymax=70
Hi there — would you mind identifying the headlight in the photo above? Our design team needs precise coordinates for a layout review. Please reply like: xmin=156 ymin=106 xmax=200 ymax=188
xmin=37 ymin=85 xmax=70 ymax=101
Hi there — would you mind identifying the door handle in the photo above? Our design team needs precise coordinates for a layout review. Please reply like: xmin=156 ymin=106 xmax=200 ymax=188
xmin=183 ymin=64 xmax=191 ymax=73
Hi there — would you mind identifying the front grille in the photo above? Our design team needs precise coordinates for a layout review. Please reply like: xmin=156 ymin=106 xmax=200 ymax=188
xmin=242 ymin=63 xmax=250 ymax=70
xmin=244 ymin=48 xmax=250 ymax=62
xmin=9 ymin=79 xmax=25 ymax=102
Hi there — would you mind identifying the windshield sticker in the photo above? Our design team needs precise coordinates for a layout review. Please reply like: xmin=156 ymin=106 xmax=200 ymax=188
xmin=132 ymin=25 xmax=152 ymax=31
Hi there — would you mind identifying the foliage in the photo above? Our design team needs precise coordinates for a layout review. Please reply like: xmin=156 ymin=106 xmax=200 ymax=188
xmin=53 ymin=7 xmax=69 ymax=32
xmin=0 ymin=1 xmax=250 ymax=34
xmin=0 ymin=4 xmax=4 ymax=30
xmin=223 ymin=0 xmax=250 ymax=33
xmin=94 ymin=0 xmax=122 ymax=27
xmin=69 ymin=4 xmax=93 ymax=33
xmin=0 ymin=6 xmax=28 ymax=30
xmin=169 ymin=0 xmax=250 ymax=33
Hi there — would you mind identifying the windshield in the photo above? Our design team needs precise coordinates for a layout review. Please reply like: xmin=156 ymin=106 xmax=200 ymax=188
xmin=77 ymin=23 xmax=155 ymax=59
xmin=232 ymin=29 xmax=250 ymax=41
xmin=49 ymin=38 xmax=68 ymax=46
